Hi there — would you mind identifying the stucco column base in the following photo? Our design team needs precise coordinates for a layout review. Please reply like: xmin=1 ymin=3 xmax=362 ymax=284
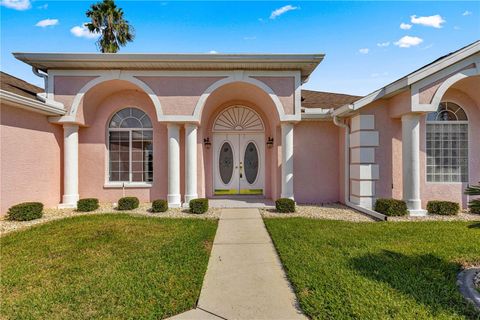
xmin=168 ymin=194 xmax=182 ymax=208
xmin=58 ymin=194 xmax=79 ymax=209
xmin=406 ymin=198 xmax=427 ymax=216
xmin=408 ymin=209 xmax=428 ymax=216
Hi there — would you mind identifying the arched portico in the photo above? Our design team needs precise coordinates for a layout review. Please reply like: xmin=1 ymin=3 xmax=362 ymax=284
xmin=194 ymin=81 xmax=293 ymax=201
xmin=65 ymin=74 xmax=163 ymax=124
xmin=58 ymin=79 xmax=165 ymax=208
xmin=403 ymin=66 xmax=479 ymax=215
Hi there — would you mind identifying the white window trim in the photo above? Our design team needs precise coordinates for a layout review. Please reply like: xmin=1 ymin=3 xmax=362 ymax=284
xmin=104 ymin=182 xmax=153 ymax=189
xmin=425 ymin=102 xmax=469 ymax=184
xmin=106 ymin=108 xmax=153 ymax=185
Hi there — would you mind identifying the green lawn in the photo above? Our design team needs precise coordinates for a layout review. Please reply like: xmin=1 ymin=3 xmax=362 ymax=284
xmin=264 ymin=219 xmax=480 ymax=320
xmin=1 ymin=214 xmax=217 ymax=319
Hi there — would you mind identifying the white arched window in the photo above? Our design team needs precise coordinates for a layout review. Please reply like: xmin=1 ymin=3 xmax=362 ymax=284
xmin=426 ymin=102 xmax=468 ymax=182
xmin=108 ymin=108 xmax=153 ymax=183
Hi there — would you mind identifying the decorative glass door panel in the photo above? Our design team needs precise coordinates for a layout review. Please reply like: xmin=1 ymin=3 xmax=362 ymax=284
xmin=213 ymin=133 xmax=264 ymax=195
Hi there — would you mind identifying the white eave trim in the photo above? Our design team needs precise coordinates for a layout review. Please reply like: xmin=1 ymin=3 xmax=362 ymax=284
xmin=301 ymin=107 xmax=334 ymax=120
xmin=0 ymin=89 xmax=66 ymax=116
xmin=333 ymin=40 xmax=480 ymax=117
xmin=12 ymin=52 xmax=325 ymax=82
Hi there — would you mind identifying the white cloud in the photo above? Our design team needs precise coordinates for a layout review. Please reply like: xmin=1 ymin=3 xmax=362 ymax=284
xmin=394 ymin=35 xmax=423 ymax=48
xmin=1 ymin=0 xmax=31 ymax=10
xmin=377 ymin=41 xmax=390 ymax=47
xmin=462 ymin=10 xmax=472 ymax=16
xmin=454 ymin=26 xmax=461 ymax=30
xmin=410 ymin=14 xmax=445 ymax=28
xmin=358 ymin=48 xmax=369 ymax=54
xmin=70 ymin=23 xmax=99 ymax=39
xmin=208 ymin=50 xmax=218 ymax=54
xmin=35 ymin=18 xmax=58 ymax=27
xmin=37 ymin=3 xmax=47 ymax=9
xmin=270 ymin=5 xmax=299 ymax=19
xmin=400 ymin=22 xmax=412 ymax=30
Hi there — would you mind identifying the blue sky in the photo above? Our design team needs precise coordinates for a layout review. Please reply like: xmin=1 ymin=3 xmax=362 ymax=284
xmin=1 ymin=1 xmax=479 ymax=95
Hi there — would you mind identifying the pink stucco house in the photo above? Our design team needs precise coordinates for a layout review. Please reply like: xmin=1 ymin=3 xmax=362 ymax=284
xmin=1 ymin=40 xmax=479 ymax=216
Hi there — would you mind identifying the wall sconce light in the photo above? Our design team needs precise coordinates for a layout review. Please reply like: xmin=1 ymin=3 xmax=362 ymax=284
xmin=266 ymin=137 xmax=274 ymax=148
xmin=203 ymin=137 xmax=211 ymax=149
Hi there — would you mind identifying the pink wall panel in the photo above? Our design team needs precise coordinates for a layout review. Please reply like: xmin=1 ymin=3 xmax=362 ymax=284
xmin=1 ymin=104 xmax=62 ymax=214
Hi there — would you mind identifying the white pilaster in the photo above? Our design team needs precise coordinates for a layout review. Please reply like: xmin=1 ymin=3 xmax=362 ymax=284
xmin=184 ymin=124 xmax=198 ymax=204
xmin=59 ymin=124 xmax=79 ymax=208
xmin=167 ymin=123 xmax=181 ymax=208
xmin=401 ymin=113 xmax=427 ymax=216
xmin=281 ymin=123 xmax=294 ymax=199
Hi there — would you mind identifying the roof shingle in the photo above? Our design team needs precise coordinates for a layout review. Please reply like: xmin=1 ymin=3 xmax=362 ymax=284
xmin=301 ymin=89 xmax=361 ymax=109
xmin=1 ymin=71 xmax=43 ymax=100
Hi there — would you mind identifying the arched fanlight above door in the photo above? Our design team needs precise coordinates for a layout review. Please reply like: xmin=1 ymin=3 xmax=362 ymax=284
xmin=213 ymin=106 xmax=264 ymax=132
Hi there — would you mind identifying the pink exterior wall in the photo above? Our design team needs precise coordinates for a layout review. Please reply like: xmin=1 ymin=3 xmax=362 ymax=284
xmin=0 ymin=104 xmax=62 ymax=214
xmin=54 ymin=76 xmax=98 ymax=112
xmin=253 ymin=76 xmax=295 ymax=115
xmin=78 ymin=90 xmax=168 ymax=203
xmin=137 ymin=76 xmax=225 ymax=115
xmin=293 ymin=121 xmax=341 ymax=203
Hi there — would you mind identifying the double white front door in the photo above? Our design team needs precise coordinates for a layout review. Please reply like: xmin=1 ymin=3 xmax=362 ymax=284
xmin=213 ymin=133 xmax=264 ymax=195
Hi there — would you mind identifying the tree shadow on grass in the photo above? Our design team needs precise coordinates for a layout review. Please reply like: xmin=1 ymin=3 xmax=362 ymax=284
xmin=350 ymin=250 xmax=479 ymax=318
xmin=467 ymin=222 xmax=480 ymax=229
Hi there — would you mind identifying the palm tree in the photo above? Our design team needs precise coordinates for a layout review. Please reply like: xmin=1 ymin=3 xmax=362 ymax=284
xmin=86 ymin=0 xmax=134 ymax=53
xmin=465 ymin=184 xmax=480 ymax=214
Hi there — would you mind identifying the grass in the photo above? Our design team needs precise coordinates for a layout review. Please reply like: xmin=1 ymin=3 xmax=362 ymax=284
xmin=264 ymin=218 xmax=480 ymax=319
xmin=1 ymin=214 xmax=217 ymax=319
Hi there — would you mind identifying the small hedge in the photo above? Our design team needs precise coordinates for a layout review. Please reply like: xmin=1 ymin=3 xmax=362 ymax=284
xmin=152 ymin=199 xmax=168 ymax=213
xmin=7 ymin=202 xmax=43 ymax=221
xmin=374 ymin=198 xmax=408 ymax=216
xmin=189 ymin=198 xmax=208 ymax=214
xmin=117 ymin=197 xmax=139 ymax=210
xmin=77 ymin=198 xmax=99 ymax=212
xmin=426 ymin=200 xmax=459 ymax=215
xmin=275 ymin=198 xmax=295 ymax=213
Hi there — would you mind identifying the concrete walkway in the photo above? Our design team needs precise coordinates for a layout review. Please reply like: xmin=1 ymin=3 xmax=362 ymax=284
xmin=168 ymin=208 xmax=306 ymax=320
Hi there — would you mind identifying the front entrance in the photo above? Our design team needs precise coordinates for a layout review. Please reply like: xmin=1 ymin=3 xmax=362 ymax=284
xmin=212 ymin=105 xmax=265 ymax=196
xmin=213 ymin=133 xmax=265 ymax=195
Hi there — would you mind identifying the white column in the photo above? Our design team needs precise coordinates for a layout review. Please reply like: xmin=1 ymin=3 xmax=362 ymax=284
xmin=281 ymin=123 xmax=294 ymax=200
xmin=184 ymin=124 xmax=198 ymax=204
xmin=59 ymin=124 xmax=79 ymax=208
xmin=401 ymin=114 xmax=427 ymax=216
xmin=167 ymin=123 xmax=181 ymax=208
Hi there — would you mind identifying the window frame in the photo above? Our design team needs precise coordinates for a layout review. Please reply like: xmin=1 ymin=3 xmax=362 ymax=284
xmin=425 ymin=101 xmax=469 ymax=184
xmin=105 ymin=108 xmax=153 ymax=188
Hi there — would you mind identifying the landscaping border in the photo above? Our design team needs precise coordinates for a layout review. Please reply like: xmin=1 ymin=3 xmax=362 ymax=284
xmin=457 ymin=268 xmax=480 ymax=311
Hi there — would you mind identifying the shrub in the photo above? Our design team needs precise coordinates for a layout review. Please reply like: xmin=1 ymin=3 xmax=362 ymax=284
xmin=189 ymin=198 xmax=208 ymax=214
xmin=426 ymin=200 xmax=459 ymax=216
xmin=275 ymin=198 xmax=295 ymax=213
xmin=7 ymin=202 xmax=43 ymax=221
xmin=374 ymin=198 xmax=408 ymax=216
xmin=152 ymin=199 xmax=168 ymax=213
xmin=117 ymin=197 xmax=139 ymax=210
xmin=465 ymin=184 xmax=480 ymax=214
xmin=77 ymin=198 xmax=99 ymax=212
